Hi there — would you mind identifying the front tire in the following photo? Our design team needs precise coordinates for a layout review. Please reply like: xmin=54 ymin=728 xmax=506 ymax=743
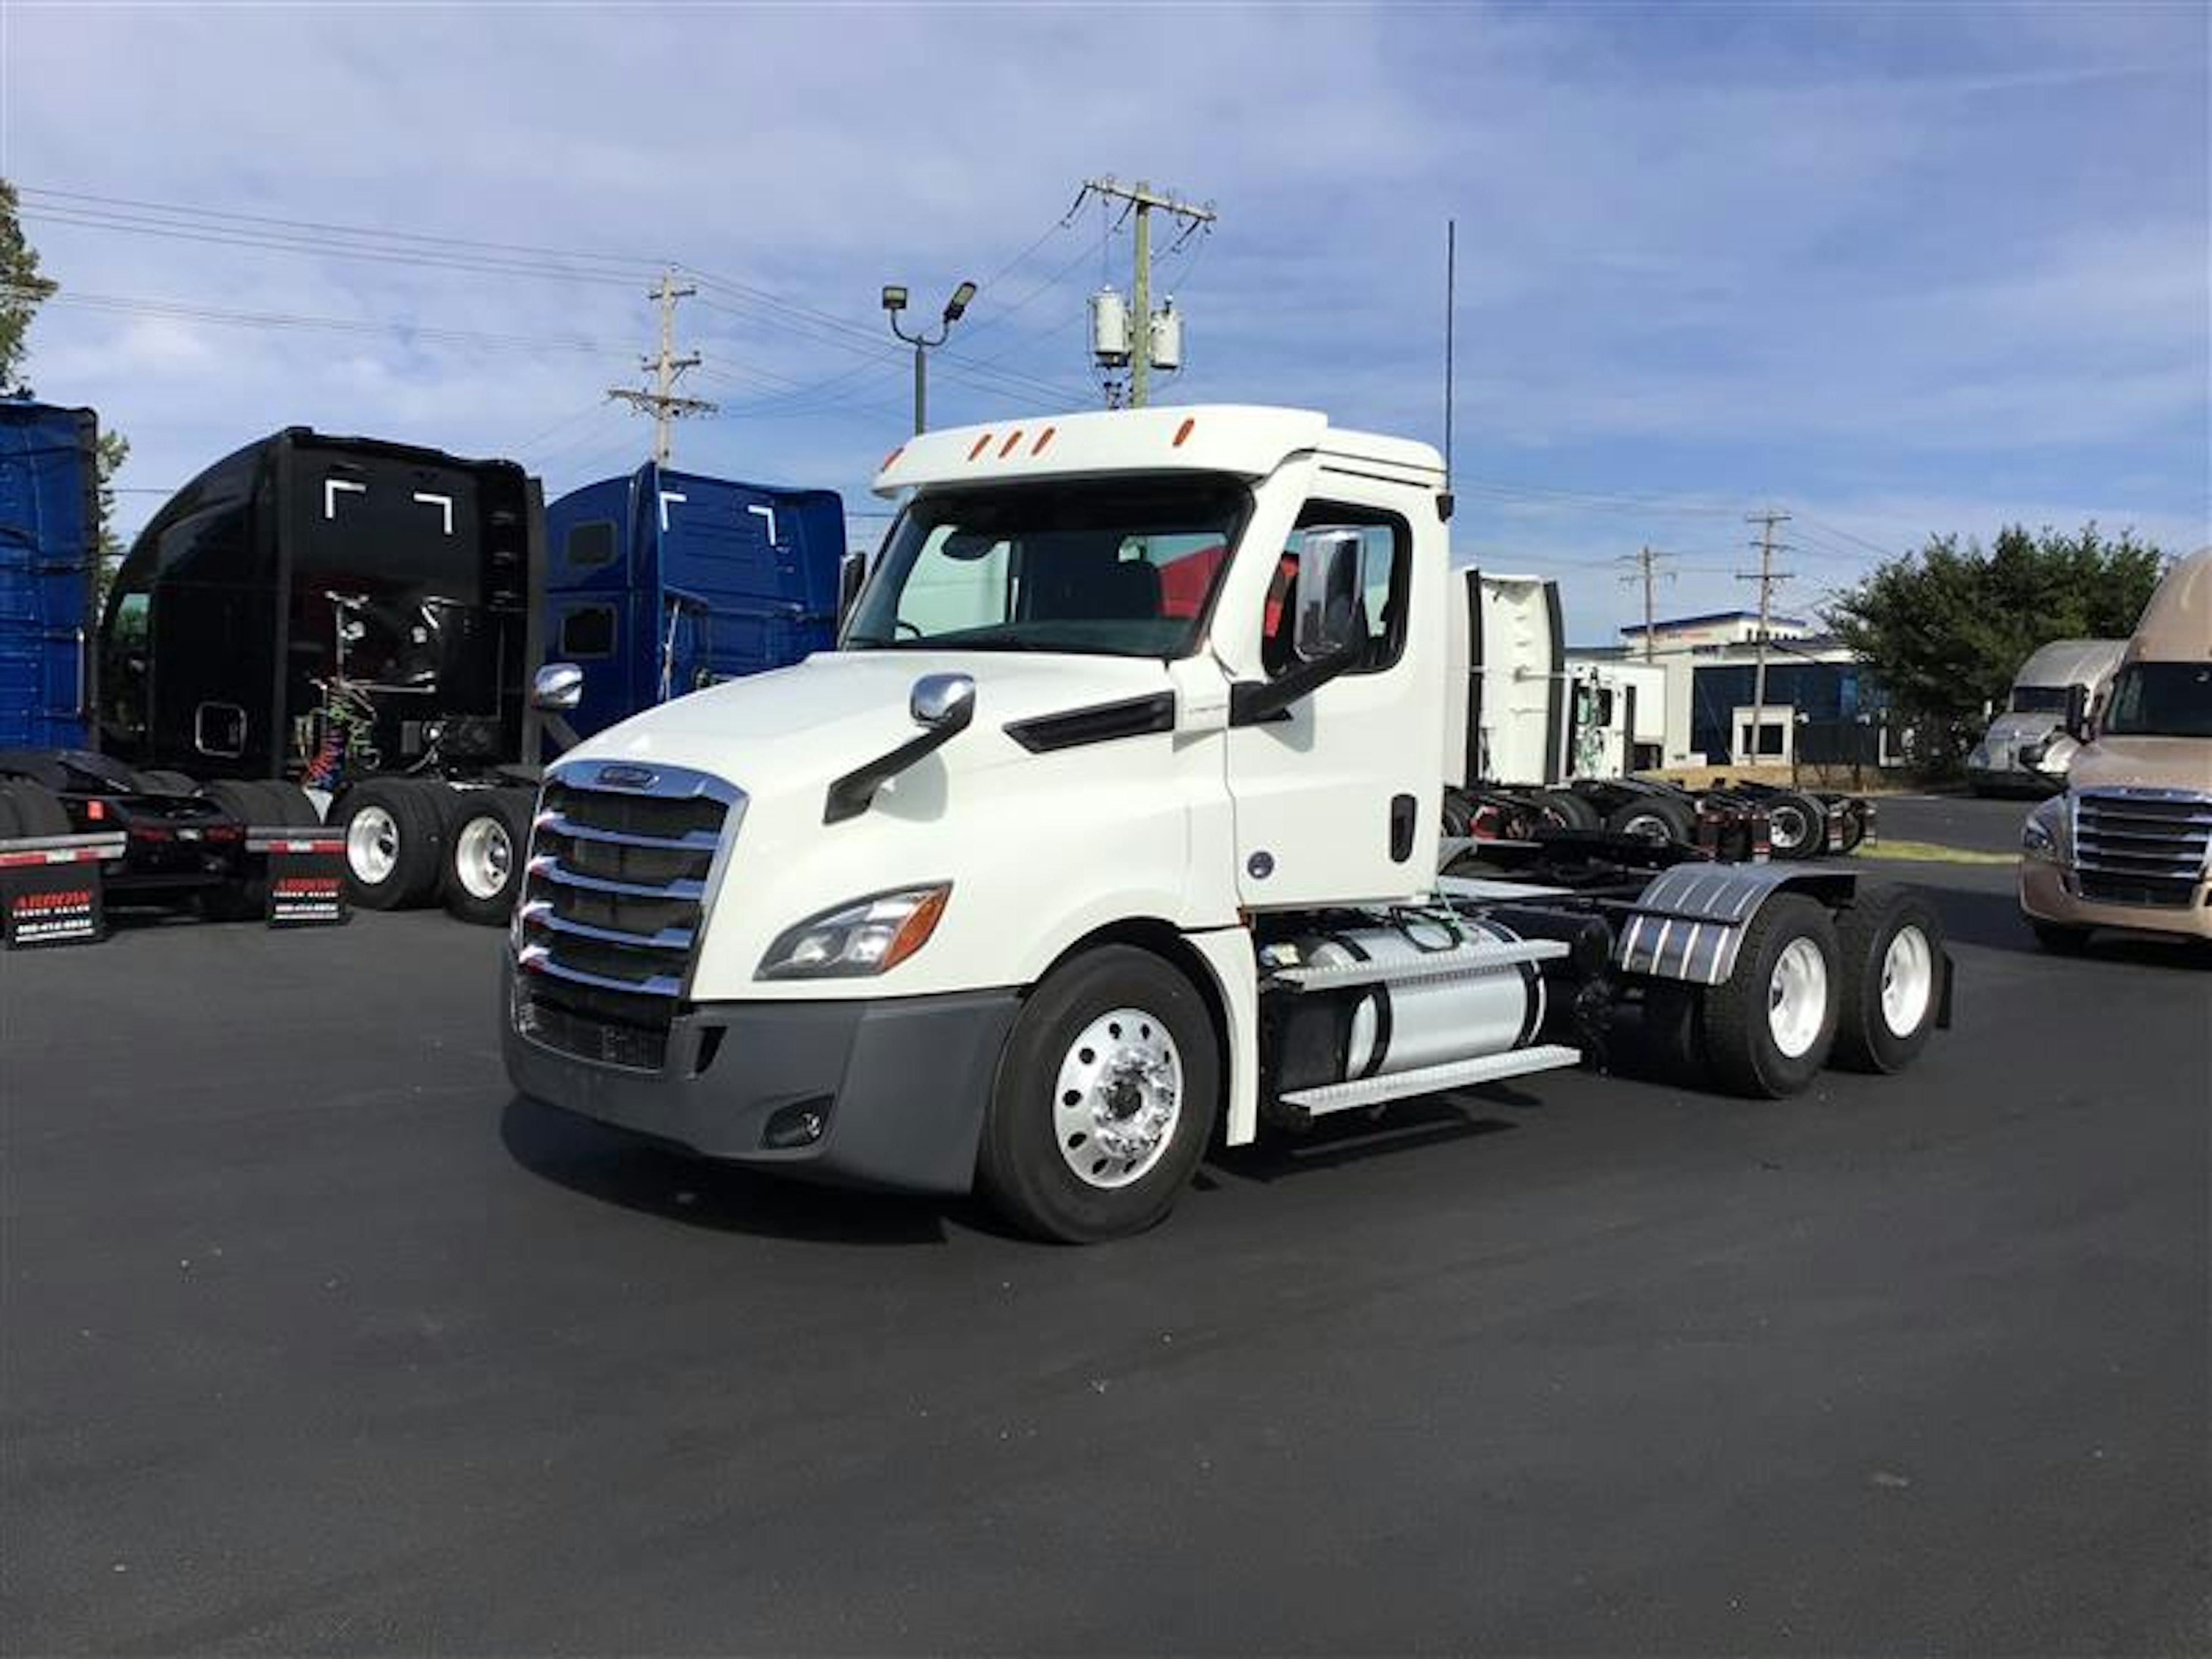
xmin=977 ymin=945 xmax=1219 ymax=1243
xmin=1831 ymin=886 xmax=1945 ymax=1073
xmin=1700 ymin=895 xmax=1842 ymax=1097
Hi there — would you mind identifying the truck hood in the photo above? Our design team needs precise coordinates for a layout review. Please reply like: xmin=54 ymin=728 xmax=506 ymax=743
xmin=2069 ymin=737 xmax=2212 ymax=796
xmin=566 ymin=649 xmax=1180 ymax=783
xmin=1979 ymin=712 xmax=2066 ymax=747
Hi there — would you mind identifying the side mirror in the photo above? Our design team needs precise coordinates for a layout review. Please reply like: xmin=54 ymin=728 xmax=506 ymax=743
xmin=2063 ymin=682 xmax=2093 ymax=744
xmin=1291 ymin=527 xmax=1368 ymax=662
xmin=836 ymin=553 xmax=868 ymax=625
xmin=910 ymin=672 xmax=975 ymax=734
xmin=823 ymin=673 xmax=975 ymax=824
xmin=533 ymin=662 xmax=584 ymax=713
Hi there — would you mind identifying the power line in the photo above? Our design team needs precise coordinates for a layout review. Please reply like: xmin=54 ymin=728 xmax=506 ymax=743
xmin=17 ymin=184 xmax=666 ymax=271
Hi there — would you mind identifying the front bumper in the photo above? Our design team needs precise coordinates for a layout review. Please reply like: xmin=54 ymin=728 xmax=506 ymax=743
xmin=2020 ymin=860 xmax=2212 ymax=941
xmin=501 ymin=959 xmax=1021 ymax=1195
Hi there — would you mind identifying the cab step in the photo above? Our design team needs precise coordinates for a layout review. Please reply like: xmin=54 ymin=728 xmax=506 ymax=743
xmin=1269 ymin=938 xmax=1565 ymax=994
xmin=1279 ymin=1043 xmax=1583 ymax=1116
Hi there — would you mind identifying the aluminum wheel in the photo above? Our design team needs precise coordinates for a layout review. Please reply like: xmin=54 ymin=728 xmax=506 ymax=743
xmin=1052 ymin=1006 xmax=1183 ymax=1190
xmin=1768 ymin=805 xmax=1813 ymax=853
xmin=1619 ymin=810 xmax=1672 ymax=843
xmin=453 ymin=814 xmax=514 ymax=901
xmin=1767 ymin=936 xmax=1830 ymax=1059
xmin=346 ymin=804 xmax=400 ymax=886
xmin=1878 ymin=924 xmax=1934 ymax=1038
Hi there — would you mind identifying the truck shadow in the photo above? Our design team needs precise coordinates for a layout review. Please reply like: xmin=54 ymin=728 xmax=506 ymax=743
xmin=1915 ymin=882 xmax=2210 ymax=968
xmin=498 ymin=1095 xmax=963 ymax=1245
xmin=1210 ymin=1093 xmax=1526 ymax=1185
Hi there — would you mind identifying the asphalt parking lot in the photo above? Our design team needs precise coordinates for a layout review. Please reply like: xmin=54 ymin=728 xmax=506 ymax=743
xmin=4 ymin=858 xmax=2206 ymax=1655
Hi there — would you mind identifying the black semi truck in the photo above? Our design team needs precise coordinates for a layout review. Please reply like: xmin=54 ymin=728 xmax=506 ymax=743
xmin=84 ymin=427 xmax=553 ymax=919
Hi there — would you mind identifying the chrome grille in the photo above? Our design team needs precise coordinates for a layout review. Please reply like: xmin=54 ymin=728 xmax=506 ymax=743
xmin=512 ymin=759 xmax=743 ymax=1070
xmin=2073 ymin=788 xmax=2212 ymax=909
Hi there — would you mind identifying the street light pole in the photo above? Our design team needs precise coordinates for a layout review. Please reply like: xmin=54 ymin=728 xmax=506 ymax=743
xmin=883 ymin=279 xmax=978 ymax=437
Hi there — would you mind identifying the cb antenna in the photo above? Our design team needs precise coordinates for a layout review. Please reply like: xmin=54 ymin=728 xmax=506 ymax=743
xmin=1441 ymin=218 xmax=1457 ymax=518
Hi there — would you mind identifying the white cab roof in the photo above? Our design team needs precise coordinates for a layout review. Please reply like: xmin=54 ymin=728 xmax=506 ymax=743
xmin=872 ymin=404 xmax=1445 ymax=498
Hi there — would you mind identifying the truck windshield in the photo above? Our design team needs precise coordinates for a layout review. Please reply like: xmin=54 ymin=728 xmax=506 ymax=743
xmin=844 ymin=478 xmax=1250 ymax=658
xmin=2101 ymin=662 xmax=2212 ymax=738
xmin=2010 ymin=685 xmax=2071 ymax=714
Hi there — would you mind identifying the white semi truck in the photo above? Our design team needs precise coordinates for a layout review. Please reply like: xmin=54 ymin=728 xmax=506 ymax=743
xmin=503 ymin=406 xmax=1949 ymax=1241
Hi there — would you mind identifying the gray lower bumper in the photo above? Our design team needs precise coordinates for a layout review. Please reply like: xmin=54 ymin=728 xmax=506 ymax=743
xmin=501 ymin=960 xmax=1021 ymax=1195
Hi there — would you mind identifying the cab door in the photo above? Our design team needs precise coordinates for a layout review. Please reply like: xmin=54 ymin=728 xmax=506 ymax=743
xmin=1221 ymin=475 xmax=1439 ymax=908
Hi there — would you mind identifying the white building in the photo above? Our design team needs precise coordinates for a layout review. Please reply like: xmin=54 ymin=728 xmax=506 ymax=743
xmin=1573 ymin=610 xmax=1877 ymax=768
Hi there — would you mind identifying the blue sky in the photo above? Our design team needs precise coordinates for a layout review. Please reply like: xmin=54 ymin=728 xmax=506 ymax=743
xmin=4 ymin=0 xmax=2205 ymax=640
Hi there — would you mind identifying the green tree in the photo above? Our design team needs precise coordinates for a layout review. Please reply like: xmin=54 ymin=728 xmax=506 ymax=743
xmin=1 ymin=177 xmax=133 ymax=590
xmin=1824 ymin=524 xmax=2167 ymax=771
xmin=0 ymin=178 xmax=57 ymax=393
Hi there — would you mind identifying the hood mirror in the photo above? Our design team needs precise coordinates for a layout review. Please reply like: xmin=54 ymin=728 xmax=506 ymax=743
xmin=533 ymin=662 xmax=584 ymax=713
xmin=911 ymin=672 xmax=976 ymax=733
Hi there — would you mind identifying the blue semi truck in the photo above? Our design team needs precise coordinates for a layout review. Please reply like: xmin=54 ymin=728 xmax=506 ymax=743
xmin=544 ymin=462 xmax=844 ymax=742
xmin=0 ymin=410 xmax=849 ymax=926
xmin=0 ymin=400 xmax=100 ymax=750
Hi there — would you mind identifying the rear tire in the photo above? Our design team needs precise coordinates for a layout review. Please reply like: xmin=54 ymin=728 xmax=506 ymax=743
xmin=441 ymin=787 xmax=535 ymax=926
xmin=977 ymin=945 xmax=1219 ymax=1243
xmin=1604 ymin=795 xmax=1696 ymax=846
xmin=199 ymin=778 xmax=266 ymax=828
xmin=251 ymin=779 xmax=322 ymax=828
xmin=1700 ymin=895 xmax=1841 ymax=1097
xmin=334 ymin=779 xmax=449 ymax=910
xmin=1763 ymin=791 xmax=1828 ymax=859
xmin=0 ymin=779 xmax=71 ymax=838
xmin=1831 ymin=886 xmax=1945 ymax=1073
xmin=1537 ymin=789 xmax=1602 ymax=831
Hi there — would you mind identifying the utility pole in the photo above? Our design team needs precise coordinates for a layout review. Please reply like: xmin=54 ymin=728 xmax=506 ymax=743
xmin=1738 ymin=510 xmax=1794 ymax=764
xmin=1079 ymin=177 xmax=1215 ymax=407
xmin=1620 ymin=545 xmax=1675 ymax=662
xmin=608 ymin=269 xmax=717 ymax=465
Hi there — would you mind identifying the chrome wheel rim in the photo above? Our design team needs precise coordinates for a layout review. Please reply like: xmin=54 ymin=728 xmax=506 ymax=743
xmin=1769 ymin=805 xmax=1812 ymax=852
xmin=346 ymin=804 xmax=399 ymax=885
xmin=1053 ymin=1006 xmax=1183 ymax=1189
xmin=1768 ymin=936 xmax=1830 ymax=1059
xmin=455 ymin=815 xmax=514 ymax=900
xmin=1879 ymin=925 xmax=1934 ymax=1038
xmin=1619 ymin=811 xmax=1673 ymax=844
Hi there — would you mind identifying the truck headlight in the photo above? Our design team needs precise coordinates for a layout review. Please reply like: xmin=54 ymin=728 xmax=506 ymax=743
xmin=2022 ymin=797 xmax=2066 ymax=862
xmin=757 ymin=884 xmax=951 ymax=979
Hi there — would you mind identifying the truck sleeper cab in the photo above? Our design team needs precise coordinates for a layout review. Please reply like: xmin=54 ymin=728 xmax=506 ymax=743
xmin=2021 ymin=548 xmax=2212 ymax=950
xmin=503 ymin=406 xmax=1949 ymax=1242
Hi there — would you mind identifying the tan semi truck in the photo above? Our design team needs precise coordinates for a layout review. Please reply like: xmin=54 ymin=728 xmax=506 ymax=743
xmin=2020 ymin=546 xmax=2212 ymax=950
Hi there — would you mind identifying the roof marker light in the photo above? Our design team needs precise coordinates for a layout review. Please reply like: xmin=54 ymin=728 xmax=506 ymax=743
xmin=1032 ymin=426 xmax=1056 ymax=455
xmin=880 ymin=445 xmax=905 ymax=472
xmin=967 ymin=433 xmax=994 ymax=461
xmin=998 ymin=429 xmax=1025 ymax=459
xmin=1173 ymin=416 xmax=1196 ymax=448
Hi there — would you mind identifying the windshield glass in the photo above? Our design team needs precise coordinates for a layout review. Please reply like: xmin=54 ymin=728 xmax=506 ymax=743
xmin=2102 ymin=662 xmax=2212 ymax=738
xmin=2010 ymin=685 xmax=2071 ymax=714
xmin=843 ymin=478 xmax=1250 ymax=658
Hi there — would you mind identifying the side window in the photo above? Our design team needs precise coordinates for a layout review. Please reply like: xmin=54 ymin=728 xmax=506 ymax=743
xmin=559 ymin=605 xmax=614 ymax=659
xmin=1263 ymin=503 xmax=1409 ymax=679
xmin=565 ymin=520 xmax=618 ymax=573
